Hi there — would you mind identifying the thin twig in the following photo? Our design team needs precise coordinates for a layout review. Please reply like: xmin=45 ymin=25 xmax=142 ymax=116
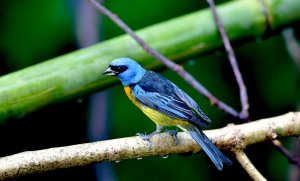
xmin=206 ymin=0 xmax=249 ymax=120
xmin=235 ymin=150 xmax=267 ymax=181
xmin=87 ymin=0 xmax=240 ymax=118
xmin=272 ymin=140 xmax=300 ymax=167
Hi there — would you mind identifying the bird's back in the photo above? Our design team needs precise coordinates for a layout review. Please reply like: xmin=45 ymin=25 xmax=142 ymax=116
xmin=134 ymin=71 xmax=175 ymax=95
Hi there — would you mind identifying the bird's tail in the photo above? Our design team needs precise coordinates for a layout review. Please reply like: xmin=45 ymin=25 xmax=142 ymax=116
xmin=181 ymin=124 xmax=232 ymax=171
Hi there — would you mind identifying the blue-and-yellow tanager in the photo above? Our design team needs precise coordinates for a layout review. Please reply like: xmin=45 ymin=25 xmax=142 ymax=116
xmin=103 ymin=58 xmax=232 ymax=170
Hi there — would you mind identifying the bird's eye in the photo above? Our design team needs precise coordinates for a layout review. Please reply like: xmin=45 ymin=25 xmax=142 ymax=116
xmin=118 ymin=66 xmax=128 ymax=72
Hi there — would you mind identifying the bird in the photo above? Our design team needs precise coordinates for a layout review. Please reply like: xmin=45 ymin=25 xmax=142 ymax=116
xmin=103 ymin=57 xmax=232 ymax=170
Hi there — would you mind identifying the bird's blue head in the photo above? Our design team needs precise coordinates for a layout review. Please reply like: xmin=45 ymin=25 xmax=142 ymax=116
xmin=103 ymin=58 xmax=146 ymax=86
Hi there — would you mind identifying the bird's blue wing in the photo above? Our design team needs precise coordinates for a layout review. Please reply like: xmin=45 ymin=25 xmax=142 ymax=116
xmin=132 ymin=84 xmax=194 ymax=121
xmin=170 ymin=82 xmax=211 ymax=124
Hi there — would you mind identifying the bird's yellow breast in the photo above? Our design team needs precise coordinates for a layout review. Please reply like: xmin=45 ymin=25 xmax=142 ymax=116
xmin=124 ymin=86 xmax=188 ymax=127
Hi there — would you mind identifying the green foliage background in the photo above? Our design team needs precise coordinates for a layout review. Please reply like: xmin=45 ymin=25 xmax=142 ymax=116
xmin=0 ymin=0 xmax=298 ymax=181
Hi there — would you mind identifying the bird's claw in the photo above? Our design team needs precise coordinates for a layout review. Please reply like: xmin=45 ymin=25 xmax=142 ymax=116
xmin=165 ymin=128 xmax=179 ymax=145
xmin=136 ymin=132 xmax=152 ymax=147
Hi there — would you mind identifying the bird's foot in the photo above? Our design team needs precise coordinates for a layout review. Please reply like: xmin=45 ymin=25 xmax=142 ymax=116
xmin=136 ymin=126 xmax=163 ymax=148
xmin=136 ymin=131 xmax=157 ymax=148
xmin=136 ymin=132 xmax=151 ymax=142
xmin=165 ymin=128 xmax=179 ymax=145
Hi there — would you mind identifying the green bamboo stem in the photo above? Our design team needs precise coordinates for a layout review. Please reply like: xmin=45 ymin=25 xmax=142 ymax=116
xmin=0 ymin=0 xmax=299 ymax=122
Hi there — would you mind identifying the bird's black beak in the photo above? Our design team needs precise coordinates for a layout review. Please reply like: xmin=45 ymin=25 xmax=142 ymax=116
xmin=103 ymin=67 xmax=116 ymax=76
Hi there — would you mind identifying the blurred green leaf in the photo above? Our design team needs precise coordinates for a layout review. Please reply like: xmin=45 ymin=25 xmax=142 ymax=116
xmin=0 ymin=0 xmax=72 ymax=70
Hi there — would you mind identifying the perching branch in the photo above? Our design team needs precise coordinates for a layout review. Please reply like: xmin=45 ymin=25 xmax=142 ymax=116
xmin=0 ymin=112 xmax=299 ymax=180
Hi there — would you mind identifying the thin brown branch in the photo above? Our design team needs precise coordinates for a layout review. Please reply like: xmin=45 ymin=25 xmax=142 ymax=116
xmin=86 ymin=0 xmax=240 ymax=118
xmin=0 ymin=112 xmax=299 ymax=180
xmin=235 ymin=150 xmax=267 ymax=181
xmin=272 ymin=140 xmax=300 ymax=167
xmin=206 ymin=0 xmax=249 ymax=120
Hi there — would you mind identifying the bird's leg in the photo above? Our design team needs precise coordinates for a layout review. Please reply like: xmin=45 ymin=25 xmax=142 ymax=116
xmin=165 ymin=127 xmax=179 ymax=145
xmin=136 ymin=125 xmax=163 ymax=147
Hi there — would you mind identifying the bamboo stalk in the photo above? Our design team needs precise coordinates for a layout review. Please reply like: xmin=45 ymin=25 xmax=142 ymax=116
xmin=0 ymin=0 xmax=299 ymax=122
